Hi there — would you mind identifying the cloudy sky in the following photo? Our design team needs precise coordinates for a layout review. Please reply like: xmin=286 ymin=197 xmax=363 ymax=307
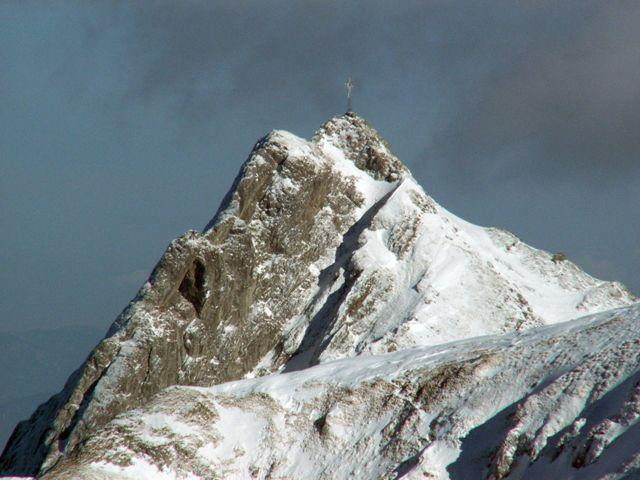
xmin=2 ymin=1 xmax=639 ymax=335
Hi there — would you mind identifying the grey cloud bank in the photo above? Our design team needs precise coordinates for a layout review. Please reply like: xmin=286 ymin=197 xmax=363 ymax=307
xmin=1 ymin=0 xmax=638 ymax=337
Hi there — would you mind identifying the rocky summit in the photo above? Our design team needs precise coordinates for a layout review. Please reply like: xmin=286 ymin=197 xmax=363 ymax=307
xmin=1 ymin=113 xmax=638 ymax=480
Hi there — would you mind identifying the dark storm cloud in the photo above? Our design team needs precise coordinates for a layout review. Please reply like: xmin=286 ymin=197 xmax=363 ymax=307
xmin=113 ymin=1 xmax=406 ymax=118
xmin=431 ymin=4 xmax=640 ymax=185
xmin=87 ymin=1 xmax=639 ymax=184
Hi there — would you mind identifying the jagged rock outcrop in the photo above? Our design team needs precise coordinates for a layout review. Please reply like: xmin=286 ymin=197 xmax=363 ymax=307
xmin=0 ymin=112 xmax=636 ymax=479
xmin=39 ymin=305 xmax=640 ymax=480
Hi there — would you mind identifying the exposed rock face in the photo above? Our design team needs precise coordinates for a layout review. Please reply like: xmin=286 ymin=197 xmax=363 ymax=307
xmin=0 ymin=113 xmax=637 ymax=478
xmin=38 ymin=305 xmax=640 ymax=480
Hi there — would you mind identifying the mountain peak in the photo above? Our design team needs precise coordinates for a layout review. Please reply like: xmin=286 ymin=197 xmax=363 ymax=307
xmin=1 ymin=114 xmax=636 ymax=478
xmin=313 ymin=112 xmax=409 ymax=182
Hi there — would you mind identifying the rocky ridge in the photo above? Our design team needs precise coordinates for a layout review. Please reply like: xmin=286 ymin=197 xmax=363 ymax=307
xmin=40 ymin=305 xmax=640 ymax=480
xmin=0 ymin=112 xmax=637 ymax=479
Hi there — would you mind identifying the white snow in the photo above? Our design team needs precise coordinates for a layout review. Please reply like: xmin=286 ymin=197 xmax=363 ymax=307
xmin=76 ymin=304 xmax=640 ymax=480
xmin=89 ymin=458 xmax=200 ymax=480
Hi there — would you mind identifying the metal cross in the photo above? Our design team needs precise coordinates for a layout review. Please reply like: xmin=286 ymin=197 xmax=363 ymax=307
xmin=345 ymin=77 xmax=354 ymax=112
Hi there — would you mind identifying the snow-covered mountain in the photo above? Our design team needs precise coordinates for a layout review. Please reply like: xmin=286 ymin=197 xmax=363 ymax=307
xmin=1 ymin=113 xmax=637 ymax=479
xmin=38 ymin=305 xmax=640 ymax=480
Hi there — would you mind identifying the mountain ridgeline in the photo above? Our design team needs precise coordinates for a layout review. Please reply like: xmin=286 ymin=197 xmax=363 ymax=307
xmin=1 ymin=113 xmax=637 ymax=479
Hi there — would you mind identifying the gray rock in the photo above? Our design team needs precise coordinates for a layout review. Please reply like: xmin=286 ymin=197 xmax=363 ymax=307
xmin=0 ymin=114 xmax=399 ymax=476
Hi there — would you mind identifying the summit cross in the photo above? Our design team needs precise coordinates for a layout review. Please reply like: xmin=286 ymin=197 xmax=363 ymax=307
xmin=345 ymin=77 xmax=354 ymax=112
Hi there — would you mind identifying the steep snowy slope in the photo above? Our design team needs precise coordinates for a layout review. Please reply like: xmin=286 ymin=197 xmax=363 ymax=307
xmin=0 ymin=113 xmax=636 ymax=477
xmin=42 ymin=305 xmax=640 ymax=479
